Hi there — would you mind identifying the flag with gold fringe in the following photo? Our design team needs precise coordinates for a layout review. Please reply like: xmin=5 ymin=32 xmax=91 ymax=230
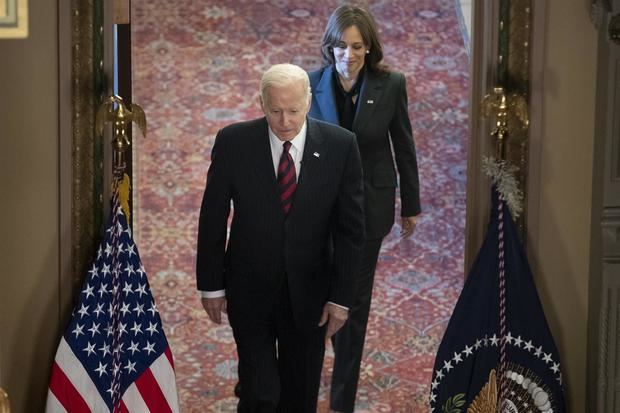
xmin=430 ymin=160 xmax=566 ymax=413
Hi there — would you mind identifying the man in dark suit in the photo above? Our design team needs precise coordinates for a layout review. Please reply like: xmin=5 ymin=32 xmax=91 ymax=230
xmin=196 ymin=63 xmax=365 ymax=413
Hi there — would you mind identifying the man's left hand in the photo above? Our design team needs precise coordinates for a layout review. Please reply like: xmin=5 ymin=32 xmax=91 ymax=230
xmin=318 ymin=302 xmax=349 ymax=339
xmin=201 ymin=296 xmax=227 ymax=324
xmin=400 ymin=215 xmax=418 ymax=238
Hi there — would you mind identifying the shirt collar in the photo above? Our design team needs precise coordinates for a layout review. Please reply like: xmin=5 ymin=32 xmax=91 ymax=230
xmin=268 ymin=120 xmax=307 ymax=154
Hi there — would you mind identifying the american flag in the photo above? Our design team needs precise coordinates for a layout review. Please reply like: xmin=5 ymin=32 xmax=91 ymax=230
xmin=46 ymin=193 xmax=180 ymax=412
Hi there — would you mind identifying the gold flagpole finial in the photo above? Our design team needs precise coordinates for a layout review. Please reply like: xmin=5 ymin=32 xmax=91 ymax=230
xmin=480 ymin=87 xmax=529 ymax=160
xmin=95 ymin=95 xmax=147 ymax=178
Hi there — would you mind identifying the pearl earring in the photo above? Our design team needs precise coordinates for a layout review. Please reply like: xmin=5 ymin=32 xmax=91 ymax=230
xmin=366 ymin=50 xmax=370 ymax=54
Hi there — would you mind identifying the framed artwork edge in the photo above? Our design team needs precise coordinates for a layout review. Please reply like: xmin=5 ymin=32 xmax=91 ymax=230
xmin=0 ymin=0 xmax=28 ymax=39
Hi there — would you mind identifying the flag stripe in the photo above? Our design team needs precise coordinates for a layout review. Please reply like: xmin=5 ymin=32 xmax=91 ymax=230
xmin=118 ymin=400 xmax=130 ymax=413
xmin=151 ymin=352 xmax=180 ymax=413
xmin=54 ymin=338 xmax=109 ymax=412
xmin=45 ymin=389 xmax=69 ymax=413
xmin=49 ymin=362 xmax=90 ymax=413
xmin=134 ymin=366 xmax=173 ymax=413
xmin=164 ymin=347 xmax=174 ymax=369
xmin=121 ymin=383 xmax=150 ymax=412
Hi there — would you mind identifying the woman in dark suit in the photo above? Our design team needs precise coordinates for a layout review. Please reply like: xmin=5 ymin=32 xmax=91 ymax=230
xmin=308 ymin=5 xmax=421 ymax=413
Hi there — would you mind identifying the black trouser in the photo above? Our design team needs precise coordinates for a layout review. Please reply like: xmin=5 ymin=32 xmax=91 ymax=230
xmin=230 ymin=279 xmax=326 ymax=413
xmin=330 ymin=237 xmax=383 ymax=412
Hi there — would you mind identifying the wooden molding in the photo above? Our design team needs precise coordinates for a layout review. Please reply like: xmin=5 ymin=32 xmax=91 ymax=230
xmin=113 ymin=0 xmax=130 ymax=24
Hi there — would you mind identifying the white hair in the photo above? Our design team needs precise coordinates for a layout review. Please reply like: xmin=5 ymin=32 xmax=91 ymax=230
xmin=260 ymin=64 xmax=311 ymax=102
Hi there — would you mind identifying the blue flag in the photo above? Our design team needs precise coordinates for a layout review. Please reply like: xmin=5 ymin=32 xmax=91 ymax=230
xmin=430 ymin=187 xmax=566 ymax=412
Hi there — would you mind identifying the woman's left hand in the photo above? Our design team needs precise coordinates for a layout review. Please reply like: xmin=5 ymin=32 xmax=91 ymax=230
xmin=400 ymin=215 xmax=418 ymax=238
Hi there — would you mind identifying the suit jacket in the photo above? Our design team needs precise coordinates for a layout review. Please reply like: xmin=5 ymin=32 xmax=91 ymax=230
xmin=196 ymin=117 xmax=365 ymax=330
xmin=309 ymin=65 xmax=421 ymax=239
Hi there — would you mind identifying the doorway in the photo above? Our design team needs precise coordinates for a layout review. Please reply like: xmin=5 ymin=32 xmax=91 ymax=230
xmin=127 ymin=1 xmax=470 ymax=410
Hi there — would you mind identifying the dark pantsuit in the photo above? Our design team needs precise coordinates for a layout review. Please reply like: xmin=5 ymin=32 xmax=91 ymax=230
xmin=330 ymin=238 xmax=383 ymax=412
xmin=309 ymin=65 xmax=421 ymax=412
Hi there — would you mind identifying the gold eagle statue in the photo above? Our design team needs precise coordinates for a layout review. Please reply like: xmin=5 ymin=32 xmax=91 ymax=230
xmin=480 ymin=87 xmax=529 ymax=131
xmin=95 ymin=95 xmax=147 ymax=179
xmin=96 ymin=94 xmax=147 ymax=140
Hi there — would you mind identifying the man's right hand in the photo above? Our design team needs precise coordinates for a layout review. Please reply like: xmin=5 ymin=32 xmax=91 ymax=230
xmin=319 ymin=302 xmax=349 ymax=339
xmin=201 ymin=296 xmax=227 ymax=324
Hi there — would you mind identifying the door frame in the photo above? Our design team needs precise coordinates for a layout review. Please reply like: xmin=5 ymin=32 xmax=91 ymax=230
xmin=588 ymin=0 xmax=620 ymax=410
xmin=62 ymin=0 xmax=578 ymax=407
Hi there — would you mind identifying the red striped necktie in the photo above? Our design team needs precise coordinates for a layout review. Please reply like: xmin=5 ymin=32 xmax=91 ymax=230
xmin=277 ymin=141 xmax=297 ymax=215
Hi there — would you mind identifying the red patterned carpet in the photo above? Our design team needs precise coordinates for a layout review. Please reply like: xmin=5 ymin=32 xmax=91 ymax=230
xmin=131 ymin=1 xmax=469 ymax=411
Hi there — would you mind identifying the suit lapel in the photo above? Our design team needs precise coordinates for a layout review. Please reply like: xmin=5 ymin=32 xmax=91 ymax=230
xmin=353 ymin=71 xmax=385 ymax=133
xmin=253 ymin=118 xmax=284 ymax=213
xmin=290 ymin=119 xmax=324 ymax=215
xmin=313 ymin=66 xmax=340 ymax=125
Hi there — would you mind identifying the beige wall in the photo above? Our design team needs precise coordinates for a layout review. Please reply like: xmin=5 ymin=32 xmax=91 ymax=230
xmin=529 ymin=0 xmax=597 ymax=410
xmin=0 ymin=0 xmax=62 ymax=411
